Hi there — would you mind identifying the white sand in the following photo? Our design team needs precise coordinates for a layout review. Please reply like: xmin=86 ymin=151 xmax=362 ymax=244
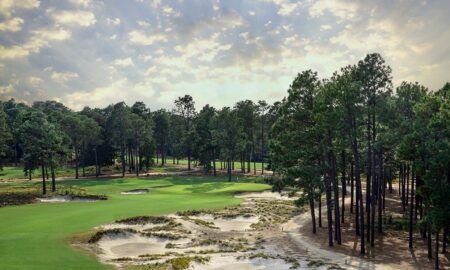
xmin=193 ymin=214 xmax=259 ymax=232
xmin=36 ymin=196 xmax=99 ymax=202
xmin=192 ymin=255 xmax=300 ymax=270
xmin=235 ymin=191 xmax=296 ymax=201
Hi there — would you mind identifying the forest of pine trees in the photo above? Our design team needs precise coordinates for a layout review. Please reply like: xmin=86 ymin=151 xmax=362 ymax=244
xmin=271 ymin=53 xmax=449 ymax=269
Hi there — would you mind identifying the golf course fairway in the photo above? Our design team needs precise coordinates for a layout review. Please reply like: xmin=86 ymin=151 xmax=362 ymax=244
xmin=0 ymin=176 xmax=270 ymax=270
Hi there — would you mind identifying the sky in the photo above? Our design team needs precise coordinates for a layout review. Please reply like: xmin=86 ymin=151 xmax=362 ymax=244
xmin=0 ymin=0 xmax=449 ymax=111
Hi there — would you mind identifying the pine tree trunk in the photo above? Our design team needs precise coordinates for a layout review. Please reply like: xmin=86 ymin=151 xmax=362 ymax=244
xmin=318 ymin=192 xmax=322 ymax=228
xmin=50 ymin=156 xmax=56 ymax=192
xmin=435 ymin=231 xmax=439 ymax=269
xmin=310 ymin=196 xmax=316 ymax=234
xmin=14 ymin=143 xmax=18 ymax=167
xmin=94 ymin=147 xmax=99 ymax=178
xmin=350 ymin=116 xmax=365 ymax=254
xmin=366 ymin=114 xmax=372 ymax=245
xmin=75 ymin=147 xmax=79 ymax=179
xmin=121 ymin=146 xmax=125 ymax=177
xmin=324 ymin=164 xmax=333 ymax=247
xmin=409 ymin=163 xmax=415 ymax=249
xmin=341 ymin=150 xmax=346 ymax=224
xmin=212 ymin=148 xmax=217 ymax=176
xmin=378 ymin=152 xmax=383 ymax=233
xmin=331 ymin=150 xmax=341 ymax=244
xmin=443 ymin=223 xmax=448 ymax=253
xmin=399 ymin=165 xmax=402 ymax=196
xmin=428 ymin=219 xmax=433 ymax=259
xmin=350 ymin=160 xmax=354 ymax=214
xmin=41 ymin=163 xmax=46 ymax=195
xmin=227 ymin=157 xmax=231 ymax=182
xmin=406 ymin=164 xmax=410 ymax=206
xmin=402 ymin=164 xmax=406 ymax=211
xmin=188 ymin=149 xmax=191 ymax=170
xmin=136 ymin=147 xmax=139 ymax=176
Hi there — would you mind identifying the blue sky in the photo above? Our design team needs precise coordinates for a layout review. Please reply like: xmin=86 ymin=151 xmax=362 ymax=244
xmin=0 ymin=0 xmax=449 ymax=110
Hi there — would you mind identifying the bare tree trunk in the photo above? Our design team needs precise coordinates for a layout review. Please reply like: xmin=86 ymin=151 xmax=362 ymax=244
xmin=351 ymin=116 xmax=365 ymax=254
xmin=324 ymin=163 xmax=333 ymax=247
xmin=350 ymin=160 xmax=354 ymax=214
xmin=341 ymin=150 xmax=346 ymax=224
xmin=212 ymin=148 xmax=217 ymax=176
xmin=310 ymin=195 xmax=316 ymax=234
xmin=14 ymin=143 xmax=18 ymax=166
xmin=318 ymin=191 xmax=322 ymax=228
xmin=428 ymin=218 xmax=433 ymax=259
xmin=227 ymin=157 xmax=231 ymax=182
xmin=331 ymin=150 xmax=341 ymax=244
xmin=188 ymin=149 xmax=191 ymax=170
xmin=136 ymin=147 xmax=139 ymax=176
xmin=402 ymin=164 xmax=406 ymax=211
xmin=50 ymin=155 xmax=55 ymax=192
xmin=409 ymin=163 xmax=415 ymax=249
xmin=94 ymin=147 xmax=99 ymax=178
xmin=41 ymin=163 xmax=46 ymax=195
xmin=443 ymin=223 xmax=448 ymax=253
xmin=435 ymin=230 xmax=440 ymax=270
xmin=406 ymin=164 xmax=410 ymax=206
xmin=121 ymin=146 xmax=125 ymax=177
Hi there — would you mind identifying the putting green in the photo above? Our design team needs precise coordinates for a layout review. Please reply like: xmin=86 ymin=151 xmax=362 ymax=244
xmin=0 ymin=176 xmax=270 ymax=270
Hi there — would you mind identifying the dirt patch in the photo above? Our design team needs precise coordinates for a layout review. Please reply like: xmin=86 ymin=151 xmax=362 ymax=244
xmin=296 ymin=185 xmax=450 ymax=270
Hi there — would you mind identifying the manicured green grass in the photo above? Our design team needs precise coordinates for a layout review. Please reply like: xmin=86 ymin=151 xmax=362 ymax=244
xmin=0 ymin=166 xmax=78 ymax=180
xmin=0 ymin=176 xmax=269 ymax=270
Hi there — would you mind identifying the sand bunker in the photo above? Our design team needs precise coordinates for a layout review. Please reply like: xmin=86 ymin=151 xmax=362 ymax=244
xmin=193 ymin=255 xmax=297 ymax=270
xmin=36 ymin=195 xmax=102 ymax=202
xmin=235 ymin=191 xmax=295 ymax=200
xmin=120 ymin=189 xmax=149 ymax=195
xmin=80 ymin=191 xmax=353 ymax=270
xmin=193 ymin=214 xmax=259 ymax=232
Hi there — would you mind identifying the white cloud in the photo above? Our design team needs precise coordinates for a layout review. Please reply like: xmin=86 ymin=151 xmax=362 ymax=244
xmin=320 ymin=24 xmax=332 ymax=31
xmin=162 ymin=5 xmax=181 ymax=17
xmin=113 ymin=57 xmax=134 ymax=67
xmin=309 ymin=0 xmax=360 ymax=21
xmin=0 ymin=17 xmax=24 ymax=32
xmin=137 ymin=20 xmax=150 ymax=27
xmin=270 ymin=0 xmax=302 ymax=16
xmin=106 ymin=17 xmax=121 ymax=25
xmin=0 ymin=45 xmax=29 ymax=59
xmin=0 ymin=0 xmax=40 ymax=17
xmin=129 ymin=30 xmax=167 ymax=45
xmin=52 ymin=10 xmax=96 ymax=27
xmin=0 ymin=84 xmax=14 ymax=94
xmin=0 ymin=27 xmax=70 ymax=59
xmin=28 ymin=76 xmax=43 ymax=86
xmin=51 ymin=71 xmax=79 ymax=83
xmin=69 ymin=0 xmax=91 ymax=7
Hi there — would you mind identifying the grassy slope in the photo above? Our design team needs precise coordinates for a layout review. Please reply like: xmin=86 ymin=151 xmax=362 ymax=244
xmin=0 ymin=176 xmax=269 ymax=270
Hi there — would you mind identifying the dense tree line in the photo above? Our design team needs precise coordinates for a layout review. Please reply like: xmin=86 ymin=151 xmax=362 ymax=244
xmin=0 ymin=96 xmax=274 ymax=190
xmin=270 ymin=53 xmax=449 ymax=268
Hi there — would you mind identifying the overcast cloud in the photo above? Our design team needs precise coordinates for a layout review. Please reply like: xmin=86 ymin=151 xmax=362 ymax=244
xmin=0 ymin=0 xmax=449 ymax=110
